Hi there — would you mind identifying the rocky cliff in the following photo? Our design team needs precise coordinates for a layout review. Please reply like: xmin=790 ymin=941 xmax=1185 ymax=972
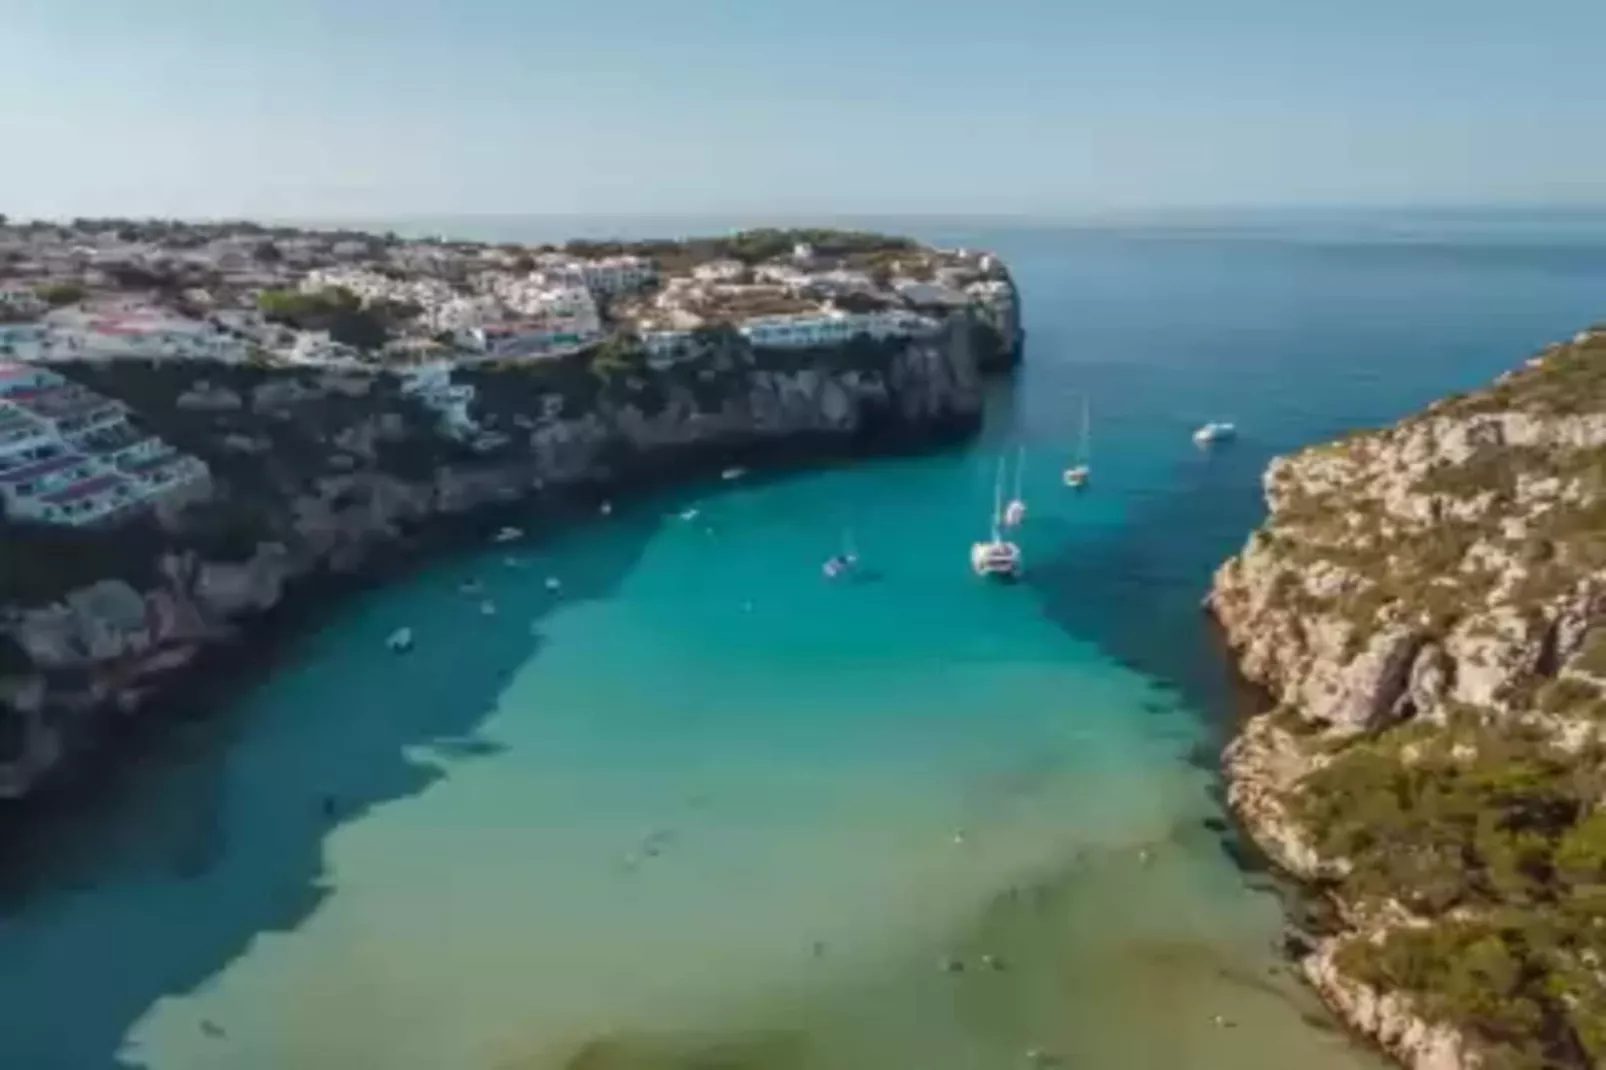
xmin=1209 ymin=326 xmax=1606 ymax=1070
xmin=0 ymin=310 xmax=1013 ymax=798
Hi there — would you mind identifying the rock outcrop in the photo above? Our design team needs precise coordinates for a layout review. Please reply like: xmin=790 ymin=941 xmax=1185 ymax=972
xmin=0 ymin=306 xmax=1017 ymax=798
xmin=1210 ymin=326 xmax=1606 ymax=1070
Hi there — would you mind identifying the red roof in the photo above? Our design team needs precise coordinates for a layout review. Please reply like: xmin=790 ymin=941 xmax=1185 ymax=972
xmin=40 ymin=472 xmax=127 ymax=506
xmin=0 ymin=453 xmax=85 ymax=484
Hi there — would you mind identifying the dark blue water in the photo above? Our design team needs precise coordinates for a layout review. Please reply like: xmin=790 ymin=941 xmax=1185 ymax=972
xmin=4 ymin=218 xmax=1606 ymax=1070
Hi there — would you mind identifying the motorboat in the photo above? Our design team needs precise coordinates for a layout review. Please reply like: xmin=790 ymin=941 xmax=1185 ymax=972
xmin=386 ymin=627 xmax=414 ymax=653
xmin=480 ymin=600 xmax=498 ymax=617
xmin=600 ymin=500 xmax=613 ymax=516
xmin=721 ymin=466 xmax=747 ymax=481
xmin=545 ymin=576 xmax=563 ymax=592
xmin=1193 ymin=421 xmax=1237 ymax=446
xmin=492 ymin=525 xmax=523 ymax=544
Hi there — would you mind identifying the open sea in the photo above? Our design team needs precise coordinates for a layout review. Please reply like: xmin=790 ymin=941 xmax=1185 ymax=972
xmin=5 ymin=212 xmax=1606 ymax=1070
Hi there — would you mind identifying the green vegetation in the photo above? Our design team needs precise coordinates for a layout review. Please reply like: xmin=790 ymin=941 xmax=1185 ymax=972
xmin=1246 ymin=327 xmax=1606 ymax=1066
xmin=34 ymin=282 xmax=86 ymax=307
xmin=562 ymin=228 xmax=919 ymax=274
xmin=50 ymin=357 xmax=461 ymax=560
xmin=1293 ymin=720 xmax=1606 ymax=1068
xmin=257 ymin=286 xmax=392 ymax=350
xmin=0 ymin=514 xmax=172 ymax=608
xmin=1442 ymin=333 xmax=1606 ymax=419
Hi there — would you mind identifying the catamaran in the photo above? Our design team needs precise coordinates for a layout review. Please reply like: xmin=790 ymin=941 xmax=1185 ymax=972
xmin=971 ymin=457 xmax=1022 ymax=579
xmin=1002 ymin=445 xmax=1027 ymax=527
xmin=1064 ymin=396 xmax=1091 ymax=488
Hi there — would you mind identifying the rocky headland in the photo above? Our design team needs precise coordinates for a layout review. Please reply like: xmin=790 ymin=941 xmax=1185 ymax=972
xmin=0 ymin=230 xmax=1022 ymax=801
xmin=1209 ymin=326 xmax=1606 ymax=1070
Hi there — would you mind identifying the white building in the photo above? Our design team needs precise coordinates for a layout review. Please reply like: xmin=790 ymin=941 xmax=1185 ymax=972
xmin=400 ymin=361 xmax=480 ymax=441
xmin=0 ymin=288 xmax=46 ymax=320
xmin=737 ymin=309 xmax=937 ymax=350
xmin=0 ymin=361 xmax=210 ymax=526
xmin=641 ymin=329 xmax=699 ymax=368
xmin=473 ymin=321 xmax=599 ymax=359
xmin=288 ymin=331 xmax=362 ymax=366
xmin=542 ymin=255 xmax=657 ymax=297
xmin=692 ymin=259 xmax=746 ymax=283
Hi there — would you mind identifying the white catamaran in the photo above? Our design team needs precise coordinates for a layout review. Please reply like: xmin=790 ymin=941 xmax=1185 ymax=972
xmin=1064 ymin=396 xmax=1091 ymax=488
xmin=972 ymin=457 xmax=1022 ymax=579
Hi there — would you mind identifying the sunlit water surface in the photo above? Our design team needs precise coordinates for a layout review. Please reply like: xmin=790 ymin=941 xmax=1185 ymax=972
xmin=8 ymin=216 xmax=1606 ymax=1069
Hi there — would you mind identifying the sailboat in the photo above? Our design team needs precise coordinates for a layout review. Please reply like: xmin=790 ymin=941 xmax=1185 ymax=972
xmin=1002 ymin=445 xmax=1027 ymax=527
xmin=1064 ymin=397 xmax=1091 ymax=489
xmin=971 ymin=457 xmax=1022 ymax=579
xmin=823 ymin=528 xmax=859 ymax=579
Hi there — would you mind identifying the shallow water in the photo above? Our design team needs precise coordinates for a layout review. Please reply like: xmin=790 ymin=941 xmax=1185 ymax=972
xmin=7 ymin=218 xmax=1606 ymax=1069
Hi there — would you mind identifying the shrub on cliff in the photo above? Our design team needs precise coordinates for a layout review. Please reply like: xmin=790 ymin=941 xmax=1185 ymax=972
xmin=1299 ymin=720 xmax=1606 ymax=1068
xmin=34 ymin=282 xmax=86 ymax=307
xmin=258 ymin=287 xmax=391 ymax=350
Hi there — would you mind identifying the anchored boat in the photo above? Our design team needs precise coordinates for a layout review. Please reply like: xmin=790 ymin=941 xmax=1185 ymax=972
xmin=972 ymin=457 xmax=1022 ymax=580
xmin=1064 ymin=396 xmax=1091 ymax=488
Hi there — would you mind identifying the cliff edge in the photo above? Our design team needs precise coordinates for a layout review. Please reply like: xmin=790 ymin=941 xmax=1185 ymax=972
xmin=1209 ymin=326 xmax=1606 ymax=1070
xmin=0 ymin=309 xmax=1015 ymax=798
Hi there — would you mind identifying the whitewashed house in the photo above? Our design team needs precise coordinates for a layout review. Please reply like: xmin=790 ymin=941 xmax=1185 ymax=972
xmin=0 ymin=361 xmax=210 ymax=526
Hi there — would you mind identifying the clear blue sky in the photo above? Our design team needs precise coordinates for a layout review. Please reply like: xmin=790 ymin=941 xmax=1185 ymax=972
xmin=3 ymin=0 xmax=1603 ymax=221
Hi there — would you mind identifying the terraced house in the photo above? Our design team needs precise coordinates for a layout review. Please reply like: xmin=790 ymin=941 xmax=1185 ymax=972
xmin=0 ymin=362 xmax=210 ymax=526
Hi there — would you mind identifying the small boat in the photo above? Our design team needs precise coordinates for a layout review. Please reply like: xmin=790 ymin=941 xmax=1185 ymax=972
xmin=1193 ymin=421 xmax=1237 ymax=446
xmin=458 ymin=578 xmax=484 ymax=596
xmin=1002 ymin=445 xmax=1027 ymax=528
xmin=1063 ymin=396 xmax=1091 ymax=489
xmin=545 ymin=576 xmax=562 ymax=592
xmin=822 ymin=528 xmax=859 ymax=579
xmin=972 ymin=458 xmax=1022 ymax=580
xmin=386 ymin=627 xmax=414 ymax=653
xmin=479 ymin=600 xmax=498 ymax=617
xmin=721 ymin=467 xmax=747 ymax=481
xmin=599 ymin=500 xmax=613 ymax=516
xmin=679 ymin=507 xmax=700 ymax=521
xmin=971 ymin=538 xmax=1022 ymax=579
xmin=492 ymin=526 xmax=523 ymax=544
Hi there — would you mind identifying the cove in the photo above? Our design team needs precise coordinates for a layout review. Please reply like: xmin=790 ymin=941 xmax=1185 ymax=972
xmin=6 ymin=216 xmax=1606 ymax=1069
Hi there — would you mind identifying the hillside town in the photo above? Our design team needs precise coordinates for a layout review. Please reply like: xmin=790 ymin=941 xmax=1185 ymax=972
xmin=0 ymin=220 xmax=1018 ymax=528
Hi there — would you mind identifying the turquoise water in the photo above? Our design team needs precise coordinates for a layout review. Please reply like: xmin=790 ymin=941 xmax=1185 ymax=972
xmin=7 ymin=219 xmax=1606 ymax=1069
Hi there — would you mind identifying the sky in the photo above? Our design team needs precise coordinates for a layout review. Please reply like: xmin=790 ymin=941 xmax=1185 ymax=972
xmin=2 ymin=0 xmax=1604 ymax=221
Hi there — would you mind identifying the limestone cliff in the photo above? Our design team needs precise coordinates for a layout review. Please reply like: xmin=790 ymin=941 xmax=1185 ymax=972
xmin=0 ymin=312 xmax=1010 ymax=797
xmin=1209 ymin=327 xmax=1606 ymax=1070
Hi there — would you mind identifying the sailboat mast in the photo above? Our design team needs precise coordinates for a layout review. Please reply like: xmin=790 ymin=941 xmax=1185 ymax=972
xmin=1013 ymin=444 xmax=1025 ymax=500
xmin=1080 ymin=397 xmax=1091 ymax=462
xmin=992 ymin=456 xmax=1005 ymax=538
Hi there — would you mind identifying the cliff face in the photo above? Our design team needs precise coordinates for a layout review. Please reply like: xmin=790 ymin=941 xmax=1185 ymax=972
xmin=0 ymin=312 xmax=1009 ymax=797
xmin=1209 ymin=327 xmax=1606 ymax=1070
